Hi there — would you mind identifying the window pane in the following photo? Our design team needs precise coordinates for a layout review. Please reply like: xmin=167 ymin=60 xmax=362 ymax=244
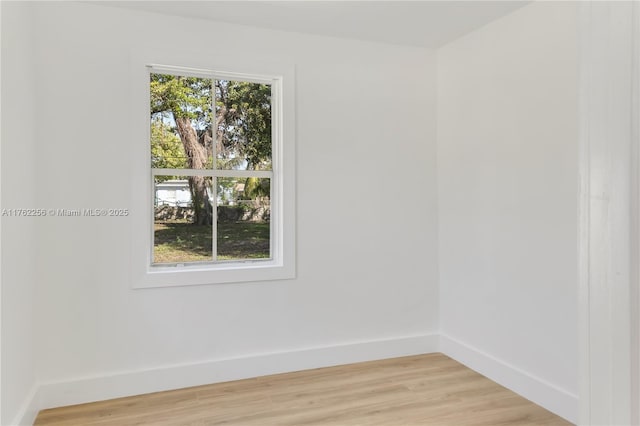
xmin=216 ymin=177 xmax=271 ymax=260
xmin=153 ymin=176 xmax=213 ymax=264
xmin=150 ymin=73 xmax=213 ymax=169
xmin=215 ymin=80 xmax=272 ymax=171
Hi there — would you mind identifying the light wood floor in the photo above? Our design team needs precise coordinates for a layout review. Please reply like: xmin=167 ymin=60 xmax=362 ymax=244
xmin=34 ymin=353 xmax=572 ymax=426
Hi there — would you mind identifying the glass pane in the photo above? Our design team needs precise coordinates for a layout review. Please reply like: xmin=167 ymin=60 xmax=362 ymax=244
xmin=150 ymin=73 xmax=213 ymax=169
xmin=215 ymin=80 xmax=272 ymax=171
xmin=216 ymin=177 xmax=271 ymax=260
xmin=153 ymin=176 xmax=213 ymax=264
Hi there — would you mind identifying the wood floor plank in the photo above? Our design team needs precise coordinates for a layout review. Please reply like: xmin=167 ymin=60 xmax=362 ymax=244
xmin=34 ymin=353 xmax=572 ymax=426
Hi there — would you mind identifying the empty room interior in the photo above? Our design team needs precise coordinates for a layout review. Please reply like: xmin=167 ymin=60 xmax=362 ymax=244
xmin=2 ymin=1 xmax=639 ymax=425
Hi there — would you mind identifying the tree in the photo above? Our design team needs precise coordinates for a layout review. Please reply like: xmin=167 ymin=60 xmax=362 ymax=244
xmin=216 ymin=80 xmax=272 ymax=209
xmin=151 ymin=74 xmax=213 ymax=225
xmin=151 ymin=120 xmax=186 ymax=179
xmin=216 ymin=80 xmax=272 ymax=171
xmin=150 ymin=73 xmax=272 ymax=225
xmin=242 ymin=177 xmax=270 ymax=200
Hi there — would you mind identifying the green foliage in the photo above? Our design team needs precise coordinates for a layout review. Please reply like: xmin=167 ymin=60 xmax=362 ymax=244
xmin=151 ymin=120 xmax=186 ymax=177
xmin=243 ymin=177 xmax=270 ymax=199
xmin=150 ymin=74 xmax=212 ymax=126
xmin=150 ymin=73 xmax=272 ymax=173
xmin=218 ymin=80 xmax=272 ymax=170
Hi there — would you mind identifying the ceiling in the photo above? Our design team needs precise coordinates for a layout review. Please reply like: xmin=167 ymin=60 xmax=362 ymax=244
xmin=98 ymin=1 xmax=531 ymax=48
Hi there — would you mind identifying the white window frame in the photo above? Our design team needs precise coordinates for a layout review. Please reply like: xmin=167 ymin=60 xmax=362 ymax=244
xmin=130 ymin=53 xmax=295 ymax=289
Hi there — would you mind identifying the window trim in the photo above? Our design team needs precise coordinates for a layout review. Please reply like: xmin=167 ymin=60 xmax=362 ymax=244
xmin=130 ymin=54 xmax=295 ymax=289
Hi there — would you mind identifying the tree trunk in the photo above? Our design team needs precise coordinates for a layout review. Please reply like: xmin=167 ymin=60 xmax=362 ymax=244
xmin=174 ymin=116 xmax=212 ymax=225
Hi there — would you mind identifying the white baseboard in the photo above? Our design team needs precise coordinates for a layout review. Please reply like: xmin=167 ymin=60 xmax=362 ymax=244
xmin=14 ymin=333 xmax=579 ymax=425
xmin=32 ymin=334 xmax=438 ymax=415
xmin=9 ymin=384 xmax=39 ymax=426
xmin=439 ymin=334 xmax=578 ymax=424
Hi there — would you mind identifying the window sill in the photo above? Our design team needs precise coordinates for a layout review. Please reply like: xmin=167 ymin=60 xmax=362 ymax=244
xmin=133 ymin=259 xmax=295 ymax=289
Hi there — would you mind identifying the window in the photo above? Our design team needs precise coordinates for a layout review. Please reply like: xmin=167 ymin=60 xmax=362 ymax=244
xmin=132 ymin=62 xmax=295 ymax=288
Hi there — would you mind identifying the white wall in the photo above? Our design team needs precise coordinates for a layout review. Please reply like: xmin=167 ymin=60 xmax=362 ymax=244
xmin=2 ymin=2 xmax=585 ymax=424
xmin=1 ymin=3 xmax=39 ymax=425
xmin=437 ymin=2 xmax=579 ymax=421
xmin=23 ymin=1 xmax=439 ymax=412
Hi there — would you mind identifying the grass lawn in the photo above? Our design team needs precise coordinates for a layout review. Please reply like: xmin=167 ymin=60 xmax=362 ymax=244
xmin=154 ymin=220 xmax=270 ymax=264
